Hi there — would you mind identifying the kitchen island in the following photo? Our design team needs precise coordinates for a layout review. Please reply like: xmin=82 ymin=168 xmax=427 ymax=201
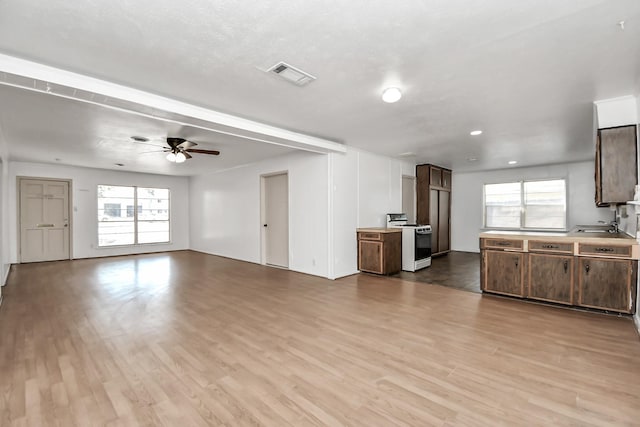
xmin=479 ymin=228 xmax=639 ymax=313
xmin=357 ymin=228 xmax=402 ymax=275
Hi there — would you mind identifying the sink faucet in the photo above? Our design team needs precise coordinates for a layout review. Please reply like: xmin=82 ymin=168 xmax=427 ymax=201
xmin=610 ymin=220 xmax=619 ymax=233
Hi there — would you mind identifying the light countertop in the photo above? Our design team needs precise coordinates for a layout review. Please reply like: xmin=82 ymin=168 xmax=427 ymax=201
xmin=480 ymin=229 xmax=636 ymax=244
xmin=357 ymin=227 xmax=401 ymax=234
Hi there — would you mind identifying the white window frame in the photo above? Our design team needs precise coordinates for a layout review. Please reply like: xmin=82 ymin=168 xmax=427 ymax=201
xmin=97 ymin=185 xmax=171 ymax=247
xmin=483 ymin=178 xmax=568 ymax=231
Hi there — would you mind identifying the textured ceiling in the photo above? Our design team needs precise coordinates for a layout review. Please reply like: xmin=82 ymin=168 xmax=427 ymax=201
xmin=0 ymin=85 xmax=295 ymax=176
xmin=0 ymin=0 xmax=639 ymax=173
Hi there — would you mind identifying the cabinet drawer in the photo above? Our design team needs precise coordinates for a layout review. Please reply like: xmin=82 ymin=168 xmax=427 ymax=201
xmin=482 ymin=239 xmax=524 ymax=251
xmin=358 ymin=232 xmax=382 ymax=241
xmin=529 ymin=241 xmax=574 ymax=254
xmin=578 ymin=243 xmax=632 ymax=258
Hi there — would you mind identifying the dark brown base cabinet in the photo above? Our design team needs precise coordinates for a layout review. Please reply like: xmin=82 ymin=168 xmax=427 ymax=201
xmin=481 ymin=237 xmax=638 ymax=314
xmin=483 ymin=250 xmax=525 ymax=297
xmin=528 ymin=254 xmax=574 ymax=305
xmin=576 ymin=257 xmax=637 ymax=313
xmin=357 ymin=230 xmax=401 ymax=275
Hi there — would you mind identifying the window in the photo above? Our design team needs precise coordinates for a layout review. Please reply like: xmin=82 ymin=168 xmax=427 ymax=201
xmin=98 ymin=185 xmax=170 ymax=247
xmin=484 ymin=179 xmax=566 ymax=230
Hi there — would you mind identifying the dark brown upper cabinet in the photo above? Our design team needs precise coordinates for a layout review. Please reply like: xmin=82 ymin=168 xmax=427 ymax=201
xmin=595 ymin=125 xmax=638 ymax=206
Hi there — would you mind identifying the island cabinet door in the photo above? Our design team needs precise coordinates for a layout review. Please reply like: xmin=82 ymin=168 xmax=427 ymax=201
xmin=528 ymin=254 xmax=574 ymax=304
xmin=483 ymin=250 xmax=525 ymax=297
xmin=358 ymin=240 xmax=383 ymax=274
xmin=577 ymin=257 xmax=635 ymax=313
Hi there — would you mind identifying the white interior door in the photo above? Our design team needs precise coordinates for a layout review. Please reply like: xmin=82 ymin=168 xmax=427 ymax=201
xmin=263 ymin=173 xmax=289 ymax=268
xmin=402 ymin=176 xmax=416 ymax=223
xmin=20 ymin=178 xmax=70 ymax=263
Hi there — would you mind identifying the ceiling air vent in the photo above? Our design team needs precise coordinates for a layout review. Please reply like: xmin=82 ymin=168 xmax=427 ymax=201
xmin=267 ymin=62 xmax=316 ymax=86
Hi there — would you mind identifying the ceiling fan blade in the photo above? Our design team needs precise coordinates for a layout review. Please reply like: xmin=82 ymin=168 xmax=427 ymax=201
xmin=177 ymin=140 xmax=197 ymax=149
xmin=183 ymin=151 xmax=193 ymax=159
xmin=132 ymin=141 xmax=166 ymax=148
xmin=185 ymin=148 xmax=220 ymax=155
xmin=167 ymin=137 xmax=197 ymax=150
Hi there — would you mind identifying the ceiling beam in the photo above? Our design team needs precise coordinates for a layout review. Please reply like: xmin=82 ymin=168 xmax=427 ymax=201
xmin=0 ymin=53 xmax=346 ymax=154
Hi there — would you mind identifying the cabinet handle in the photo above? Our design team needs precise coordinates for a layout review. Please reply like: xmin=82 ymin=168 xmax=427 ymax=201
xmin=496 ymin=241 xmax=510 ymax=246
xmin=563 ymin=260 xmax=568 ymax=273
xmin=585 ymin=264 xmax=590 ymax=274
xmin=543 ymin=244 xmax=559 ymax=249
xmin=594 ymin=247 xmax=614 ymax=253
xmin=514 ymin=258 xmax=519 ymax=268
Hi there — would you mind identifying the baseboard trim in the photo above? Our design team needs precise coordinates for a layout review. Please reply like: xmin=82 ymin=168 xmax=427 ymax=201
xmin=635 ymin=315 xmax=640 ymax=338
xmin=2 ymin=265 xmax=10 ymax=286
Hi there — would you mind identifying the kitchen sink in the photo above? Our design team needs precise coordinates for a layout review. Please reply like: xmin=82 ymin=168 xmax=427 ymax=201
xmin=573 ymin=225 xmax=616 ymax=234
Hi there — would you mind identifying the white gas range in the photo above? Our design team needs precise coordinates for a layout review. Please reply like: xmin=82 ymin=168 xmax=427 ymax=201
xmin=386 ymin=213 xmax=432 ymax=272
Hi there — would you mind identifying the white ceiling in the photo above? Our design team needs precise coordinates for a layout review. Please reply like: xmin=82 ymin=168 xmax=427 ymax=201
xmin=0 ymin=0 xmax=639 ymax=174
xmin=0 ymin=84 xmax=297 ymax=175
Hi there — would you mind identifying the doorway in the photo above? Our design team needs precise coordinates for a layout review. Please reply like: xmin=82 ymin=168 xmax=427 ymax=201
xmin=261 ymin=172 xmax=289 ymax=268
xmin=19 ymin=178 xmax=71 ymax=263
xmin=402 ymin=175 xmax=416 ymax=223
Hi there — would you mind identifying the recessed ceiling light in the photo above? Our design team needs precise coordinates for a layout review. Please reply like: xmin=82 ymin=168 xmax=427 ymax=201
xmin=467 ymin=157 xmax=478 ymax=162
xmin=470 ymin=130 xmax=482 ymax=136
xmin=398 ymin=151 xmax=415 ymax=157
xmin=130 ymin=136 xmax=149 ymax=142
xmin=382 ymin=87 xmax=402 ymax=103
xmin=508 ymin=160 xmax=518 ymax=165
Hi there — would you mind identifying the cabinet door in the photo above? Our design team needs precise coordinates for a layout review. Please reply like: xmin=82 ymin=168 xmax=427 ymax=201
xmin=358 ymin=240 xmax=383 ymax=274
xmin=577 ymin=258 xmax=633 ymax=313
xmin=483 ymin=250 xmax=524 ymax=297
xmin=430 ymin=166 xmax=442 ymax=187
xmin=442 ymin=169 xmax=452 ymax=190
xmin=528 ymin=254 xmax=573 ymax=304
xmin=416 ymin=165 xmax=430 ymax=225
xmin=438 ymin=190 xmax=450 ymax=253
xmin=429 ymin=189 xmax=439 ymax=249
xmin=598 ymin=125 xmax=637 ymax=204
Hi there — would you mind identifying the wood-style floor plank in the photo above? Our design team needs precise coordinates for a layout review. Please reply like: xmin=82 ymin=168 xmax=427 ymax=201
xmin=0 ymin=250 xmax=639 ymax=426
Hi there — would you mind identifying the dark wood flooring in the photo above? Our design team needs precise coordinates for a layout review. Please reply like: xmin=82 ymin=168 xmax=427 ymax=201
xmin=393 ymin=251 xmax=481 ymax=293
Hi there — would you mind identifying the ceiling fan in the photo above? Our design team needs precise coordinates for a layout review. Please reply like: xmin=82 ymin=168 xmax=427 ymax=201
xmin=133 ymin=137 xmax=220 ymax=163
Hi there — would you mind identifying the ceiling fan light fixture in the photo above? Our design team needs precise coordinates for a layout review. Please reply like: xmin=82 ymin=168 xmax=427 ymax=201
xmin=166 ymin=152 xmax=177 ymax=162
xmin=175 ymin=152 xmax=187 ymax=163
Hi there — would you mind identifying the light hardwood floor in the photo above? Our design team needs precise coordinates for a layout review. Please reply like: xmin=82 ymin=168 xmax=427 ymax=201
xmin=0 ymin=250 xmax=639 ymax=426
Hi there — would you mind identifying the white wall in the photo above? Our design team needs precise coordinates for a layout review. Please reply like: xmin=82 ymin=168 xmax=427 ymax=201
xmin=190 ymin=148 xmax=413 ymax=280
xmin=330 ymin=148 xmax=414 ymax=278
xmin=190 ymin=151 xmax=330 ymax=277
xmin=0 ymin=128 xmax=9 ymax=291
xmin=451 ymin=161 xmax=613 ymax=253
xmin=8 ymin=161 xmax=189 ymax=262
